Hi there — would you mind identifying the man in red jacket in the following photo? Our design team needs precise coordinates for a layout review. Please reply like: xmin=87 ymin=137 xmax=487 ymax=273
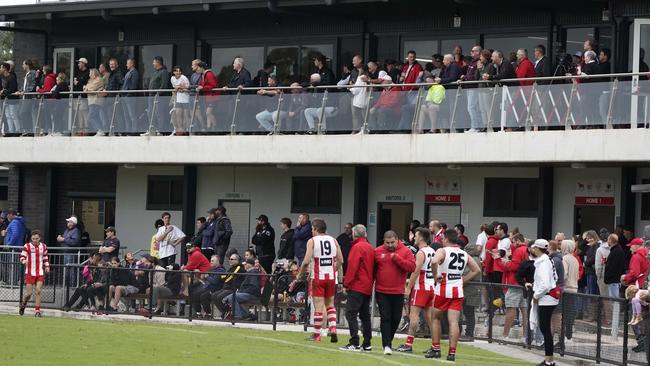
xmin=181 ymin=242 xmax=212 ymax=296
xmin=501 ymin=233 xmax=529 ymax=339
xmin=515 ymin=48 xmax=536 ymax=86
xmin=622 ymin=238 xmax=649 ymax=288
xmin=339 ymin=224 xmax=375 ymax=352
xmin=374 ymin=230 xmax=416 ymax=355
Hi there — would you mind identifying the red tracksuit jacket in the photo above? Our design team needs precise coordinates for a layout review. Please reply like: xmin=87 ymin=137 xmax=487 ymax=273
xmin=344 ymin=237 xmax=375 ymax=295
xmin=374 ymin=241 xmax=415 ymax=295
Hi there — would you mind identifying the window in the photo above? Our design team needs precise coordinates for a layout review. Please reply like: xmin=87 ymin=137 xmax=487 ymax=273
xmin=484 ymin=178 xmax=538 ymax=217
xmin=291 ymin=177 xmax=341 ymax=214
xmin=403 ymin=40 xmax=439 ymax=61
xmin=101 ymin=46 xmax=135 ymax=70
xmin=484 ymin=34 xmax=548 ymax=57
xmin=146 ymin=176 xmax=183 ymax=211
xmin=211 ymin=46 xmax=264 ymax=88
xmin=139 ymin=45 xmax=174 ymax=89
xmin=565 ymin=28 xmax=595 ymax=57
xmin=641 ymin=179 xmax=650 ymax=221
xmin=440 ymin=38 xmax=478 ymax=56
xmin=267 ymin=44 xmax=334 ymax=85
xmin=0 ymin=185 xmax=7 ymax=201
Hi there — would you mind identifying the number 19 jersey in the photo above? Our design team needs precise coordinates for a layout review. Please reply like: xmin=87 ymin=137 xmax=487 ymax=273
xmin=312 ymin=235 xmax=338 ymax=281
xmin=434 ymin=246 xmax=467 ymax=299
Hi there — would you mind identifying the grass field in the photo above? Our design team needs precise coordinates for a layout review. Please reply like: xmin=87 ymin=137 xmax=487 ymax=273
xmin=0 ymin=315 xmax=533 ymax=366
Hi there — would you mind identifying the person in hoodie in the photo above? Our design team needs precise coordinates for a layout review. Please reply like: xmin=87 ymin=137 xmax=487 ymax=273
xmin=293 ymin=213 xmax=312 ymax=264
xmin=622 ymin=238 xmax=649 ymax=289
xmin=340 ymin=224 xmax=375 ymax=352
xmin=4 ymin=209 xmax=26 ymax=247
xmin=277 ymin=218 xmax=295 ymax=261
xmin=594 ymin=229 xmax=611 ymax=303
xmin=374 ymin=230 xmax=416 ymax=355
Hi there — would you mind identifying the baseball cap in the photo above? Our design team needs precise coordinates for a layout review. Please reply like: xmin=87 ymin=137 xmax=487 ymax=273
xmin=105 ymin=226 xmax=116 ymax=233
xmin=66 ymin=216 xmax=78 ymax=225
xmin=532 ymin=239 xmax=549 ymax=250
xmin=628 ymin=237 xmax=644 ymax=247
xmin=76 ymin=57 xmax=89 ymax=65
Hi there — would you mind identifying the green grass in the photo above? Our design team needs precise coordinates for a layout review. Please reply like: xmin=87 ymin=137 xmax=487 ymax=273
xmin=0 ymin=315 xmax=532 ymax=366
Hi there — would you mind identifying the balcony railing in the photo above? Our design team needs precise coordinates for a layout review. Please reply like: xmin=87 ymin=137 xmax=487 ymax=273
xmin=1 ymin=72 xmax=649 ymax=137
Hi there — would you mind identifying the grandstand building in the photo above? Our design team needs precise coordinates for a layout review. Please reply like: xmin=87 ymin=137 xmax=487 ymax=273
xmin=1 ymin=0 xmax=650 ymax=254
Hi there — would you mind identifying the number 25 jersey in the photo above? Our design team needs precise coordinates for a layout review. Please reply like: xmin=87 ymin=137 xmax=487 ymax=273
xmin=434 ymin=246 xmax=467 ymax=299
xmin=312 ymin=235 xmax=338 ymax=281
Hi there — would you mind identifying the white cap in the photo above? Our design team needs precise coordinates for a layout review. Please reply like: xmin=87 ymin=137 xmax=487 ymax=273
xmin=532 ymin=239 xmax=549 ymax=250
xmin=76 ymin=57 xmax=89 ymax=65
xmin=66 ymin=216 xmax=78 ymax=225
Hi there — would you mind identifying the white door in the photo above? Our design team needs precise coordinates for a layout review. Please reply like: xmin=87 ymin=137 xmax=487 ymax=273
xmin=219 ymin=200 xmax=251 ymax=255
xmin=427 ymin=204 xmax=461 ymax=228
xmin=631 ymin=19 xmax=650 ymax=127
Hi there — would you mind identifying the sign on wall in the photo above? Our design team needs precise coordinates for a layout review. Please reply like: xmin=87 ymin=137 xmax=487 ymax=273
xmin=425 ymin=177 xmax=461 ymax=204
xmin=382 ymin=194 xmax=411 ymax=202
xmin=574 ymin=179 xmax=615 ymax=206
xmin=218 ymin=192 xmax=250 ymax=200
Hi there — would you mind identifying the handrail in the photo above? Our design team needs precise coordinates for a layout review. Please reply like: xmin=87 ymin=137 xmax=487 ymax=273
xmin=11 ymin=71 xmax=650 ymax=97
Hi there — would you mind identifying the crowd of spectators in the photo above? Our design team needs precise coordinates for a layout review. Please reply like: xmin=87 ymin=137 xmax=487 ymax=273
xmin=0 ymin=38 xmax=645 ymax=136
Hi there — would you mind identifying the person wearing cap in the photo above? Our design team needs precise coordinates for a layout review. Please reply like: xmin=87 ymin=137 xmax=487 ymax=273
xmin=98 ymin=227 xmax=120 ymax=263
xmin=57 ymin=216 xmax=81 ymax=248
xmin=622 ymin=238 xmax=649 ymax=288
xmin=251 ymin=214 xmax=276 ymax=273
xmin=73 ymin=57 xmax=90 ymax=132
xmin=367 ymin=73 xmax=402 ymax=131
xmin=527 ymin=239 xmax=558 ymax=366
xmin=202 ymin=210 xmax=218 ymax=259
xmin=224 ymin=257 xmax=262 ymax=321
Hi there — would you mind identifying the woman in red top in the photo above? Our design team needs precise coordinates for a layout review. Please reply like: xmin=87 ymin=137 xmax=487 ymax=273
xmin=195 ymin=61 xmax=219 ymax=130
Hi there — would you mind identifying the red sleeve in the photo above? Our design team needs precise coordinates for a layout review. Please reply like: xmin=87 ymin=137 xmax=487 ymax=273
xmin=483 ymin=240 xmax=495 ymax=273
xmin=42 ymin=244 xmax=49 ymax=267
xmin=39 ymin=76 xmax=56 ymax=93
xmin=343 ymin=246 xmax=360 ymax=288
xmin=392 ymin=246 xmax=416 ymax=273
xmin=204 ymin=71 xmax=219 ymax=91
xmin=20 ymin=244 xmax=28 ymax=263
xmin=625 ymin=256 xmax=641 ymax=285
xmin=503 ymin=246 xmax=525 ymax=273
xmin=185 ymin=252 xmax=200 ymax=271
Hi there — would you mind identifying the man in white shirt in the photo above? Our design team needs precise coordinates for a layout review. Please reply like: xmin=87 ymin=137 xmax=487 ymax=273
xmin=156 ymin=212 xmax=186 ymax=267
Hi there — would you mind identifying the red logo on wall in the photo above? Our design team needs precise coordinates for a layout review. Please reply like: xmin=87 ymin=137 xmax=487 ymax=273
xmin=575 ymin=196 xmax=615 ymax=206
xmin=425 ymin=195 xmax=461 ymax=204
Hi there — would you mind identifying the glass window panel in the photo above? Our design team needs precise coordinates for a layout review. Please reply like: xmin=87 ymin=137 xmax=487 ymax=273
xmin=292 ymin=179 xmax=318 ymax=209
xmin=403 ymin=40 xmax=438 ymax=63
xmin=75 ymin=47 xmax=97 ymax=68
xmin=318 ymin=180 xmax=340 ymax=210
xmin=138 ymin=45 xmax=174 ymax=90
xmin=565 ymin=28 xmax=595 ymax=56
xmin=484 ymin=35 xmax=548 ymax=56
xmin=267 ymin=46 xmax=300 ymax=85
xmin=440 ymin=38 xmax=478 ymax=56
xmin=211 ymin=47 xmax=264 ymax=88
xmin=598 ymin=26 xmax=612 ymax=54
xmin=302 ymin=44 xmax=334 ymax=85
xmin=100 ymin=46 xmax=135 ymax=71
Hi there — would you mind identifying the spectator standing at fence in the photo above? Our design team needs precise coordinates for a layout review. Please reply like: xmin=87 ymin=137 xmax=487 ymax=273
xmin=214 ymin=206 xmax=233 ymax=264
xmin=534 ymin=45 xmax=552 ymax=81
xmin=462 ymin=233 xmax=482 ymax=341
xmin=340 ymin=224 xmax=374 ymax=351
xmin=462 ymin=45 xmax=483 ymax=132
xmin=98 ymin=226 xmax=120 ymax=262
xmin=595 ymin=229 xmax=611 ymax=304
xmin=121 ymin=58 xmax=140 ymax=133
xmin=277 ymin=218 xmax=295 ymax=261
xmin=528 ymin=239 xmax=558 ymax=366
xmin=0 ymin=212 xmax=7 ymax=244
xmin=149 ymin=219 xmax=164 ymax=259
xmin=18 ymin=230 xmax=49 ymax=317
xmin=454 ymin=224 xmax=469 ymax=246
xmin=622 ymin=238 xmax=649 ymax=289
xmin=196 ymin=61 xmax=219 ymax=131
xmin=156 ymin=212 xmax=185 ymax=267
xmin=225 ymin=57 xmax=252 ymax=90
xmin=604 ymin=234 xmax=625 ymax=338
xmin=514 ymin=48 xmax=536 ymax=87
xmin=19 ymin=59 xmax=37 ymax=133
xmin=484 ymin=50 xmax=516 ymax=86
xmin=558 ymin=240 xmax=580 ymax=343
xmin=58 ymin=216 xmax=81 ymax=284
xmin=350 ymin=70 xmax=369 ymax=134
xmin=1 ymin=62 xmax=19 ymax=134
xmin=4 ymin=209 xmax=26 ymax=247
xmin=73 ymin=58 xmax=90 ymax=133
xmin=399 ymin=50 xmax=423 ymax=91
xmin=169 ymin=66 xmax=190 ymax=135
xmin=201 ymin=209 xmax=218 ymax=259
xmin=84 ymin=69 xmax=106 ymax=136
xmin=581 ymin=230 xmax=600 ymax=321
xmin=374 ymin=230 xmax=416 ymax=355
xmin=501 ymin=233 xmax=529 ymax=341
xmin=293 ymin=213 xmax=311 ymax=264
xmin=251 ymin=214 xmax=275 ymax=273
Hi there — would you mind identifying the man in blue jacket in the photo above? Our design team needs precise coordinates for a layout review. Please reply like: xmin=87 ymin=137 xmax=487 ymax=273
xmin=57 ymin=216 xmax=82 ymax=285
xmin=121 ymin=58 xmax=140 ymax=132
xmin=4 ymin=209 xmax=26 ymax=247
xmin=293 ymin=213 xmax=312 ymax=264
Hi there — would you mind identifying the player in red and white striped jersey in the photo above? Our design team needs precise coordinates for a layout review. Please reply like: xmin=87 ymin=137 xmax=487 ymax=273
xmin=396 ymin=227 xmax=437 ymax=354
xmin=19 ymin=229 xmax=50 ymax=317
xmin=296 ymin=218 xmax=343 ymax=343
xmin=429 ymin=229 xmax=480 ymax=361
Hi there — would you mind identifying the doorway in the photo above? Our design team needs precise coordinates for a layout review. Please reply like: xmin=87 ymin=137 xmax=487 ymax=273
xmin=71 ymin=198 xmax=115 ymax=245
xmin=376 ymin=203 xmax=413 ymax=246
xmin=574 ymin=205 xmax=615 ymax=235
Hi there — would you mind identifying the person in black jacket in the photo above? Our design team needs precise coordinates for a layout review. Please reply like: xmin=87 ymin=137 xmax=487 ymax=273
xmin=251 ymin=214 xmax=275 ymax=273
xmin=225 ymin=258 xmax=262 ymax=320
xmin=604 ymin=234 xmax=626 ymax=337
xmin=337 ymin=223 xmax=353 ymax=274
xmin=211 ymin=253 xmax=244 ymax=318
xmin=1 ymin=62 xmax=19 ymax=134
xmin=533 ymin=45 xmax=552 ymax=83
xmin=484 ymin=50 xmax=516 ymax=86
xmin=277 ymin=217 xmax=295 ymax=261
xmin=214 ymin=206 xmax=233 ymax=263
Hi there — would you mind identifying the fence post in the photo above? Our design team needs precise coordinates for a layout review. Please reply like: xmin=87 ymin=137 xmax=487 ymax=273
xmin=230 ymin=90 xmax=242 ymax=135
xmin=189 ymin=94 xmax=198 ymax=136
xmin=526 ymin=288 xmax=533 ymax=349
xmin=188 ymin=273 xmax=193 ymax=322
xmin=486 ymin=85 xmax=499 ymax=132
xmin=596 ymin=296 xmax=603 ymax=364
xmin=622 ymin=299 xmax=629 ymax=366
xmin=449 ymin=85 xmax=462 ymax=132
xmin=18 ymin=265 xmax=24 ymax=306
xmin=411 ymin=87 xmax=425 ymax=134
xmin=524 ymin=82 xmax=537 ymax=130
xmin=0 ymin=99 xmax=6 ymax=135
xmin=64 ymin=265 xmax=70 ymax=305
xmin=272 ymin=272 xmax=279 ymax=331
xmin=563 ymin=81 xmax=577 ymax=130
xmin=303 ymin=280 xmax=310 ymax=332
xmin=33 ymin=97 xmax=44 ymax=135
xmin=272 ymin=91 xmax=284 ymax=135
xmin=487 ymin=283 xmax=493 ymax=343
xmin=316 ymin=89 xmax=329 ymax=135
xmin=606 ymin=78 xmax=619 ymax=129
xmin=71 ymin=95 xmax=82 ymax=136
xmin=148 ymin=269 xmax=154 ymax=319
xmin=231 ymin=288 xmax=238 ymax=326
xmin=108 ymin=94 xmax=120 ymax=136
xmin=146 ymin=92 xmax=159 ymax=135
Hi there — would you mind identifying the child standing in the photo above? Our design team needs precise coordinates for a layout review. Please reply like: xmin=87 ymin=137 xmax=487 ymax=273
xmin=19 ymin=230 xmax=50 ymax=317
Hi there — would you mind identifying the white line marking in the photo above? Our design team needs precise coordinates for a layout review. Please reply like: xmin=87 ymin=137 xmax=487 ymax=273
xmin=249 ymin=336 xmax=411 ymax=366
xmin=139 ymin=325 xmax=209 ymax=335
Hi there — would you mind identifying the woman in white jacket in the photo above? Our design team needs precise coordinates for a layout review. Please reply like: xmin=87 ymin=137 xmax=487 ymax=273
xmin=528 ymin=239 xmax=559 ymax=366
xmin=349 ymin=70 xmax=370 ymax=134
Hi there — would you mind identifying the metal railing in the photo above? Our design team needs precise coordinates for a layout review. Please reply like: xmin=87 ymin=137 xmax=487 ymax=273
xmin=2 ymin=261 xmax=649 ymax=365
xmin=1 ymin=72 xmax=650 ymax=137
